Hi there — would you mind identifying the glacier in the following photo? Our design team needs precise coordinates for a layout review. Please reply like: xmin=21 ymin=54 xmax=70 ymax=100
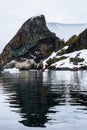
xmin=47 ymin=23 xmax=87 ymax=41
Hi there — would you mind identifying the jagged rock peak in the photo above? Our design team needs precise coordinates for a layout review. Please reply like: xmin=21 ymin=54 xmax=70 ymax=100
xmin=6 ymin=14 xmax=55 ymax=50
xmin=0 ymin=15 xmax=64 ymax=69
xmin=67 ymin=28 xmax=87 ymax=53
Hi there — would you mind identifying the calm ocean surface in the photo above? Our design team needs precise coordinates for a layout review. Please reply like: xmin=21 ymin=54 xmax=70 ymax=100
xmin=0 ymin=70 xmax=87 ymax=130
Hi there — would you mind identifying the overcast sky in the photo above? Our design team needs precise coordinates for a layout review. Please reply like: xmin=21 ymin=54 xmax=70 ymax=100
xmin=1 ymin=0 xmax=87 ymax=23
xmin=0 ymin=0 xmax=87 ymax=52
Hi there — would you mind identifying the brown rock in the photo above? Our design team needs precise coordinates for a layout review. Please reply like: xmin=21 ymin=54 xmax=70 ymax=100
xmin=1 ymin=15 xmax=64 ymax=69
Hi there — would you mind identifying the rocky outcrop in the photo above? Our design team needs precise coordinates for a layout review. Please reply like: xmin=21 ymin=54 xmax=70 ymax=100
xmin=3 ymin=59 xmax=37 ymax=70
xmin=67 ymin=29 xmax=87 ymax=53
xmin=0 ymin=15 xmax=64 ymax=69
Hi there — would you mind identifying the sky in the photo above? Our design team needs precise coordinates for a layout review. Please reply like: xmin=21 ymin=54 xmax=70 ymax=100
xmin=0 ymin=0 xmax=87 ymax=52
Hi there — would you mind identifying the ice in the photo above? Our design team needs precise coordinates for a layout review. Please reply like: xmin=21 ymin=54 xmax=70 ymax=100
xmin=3 ymin=68 xmax=20 ymax=73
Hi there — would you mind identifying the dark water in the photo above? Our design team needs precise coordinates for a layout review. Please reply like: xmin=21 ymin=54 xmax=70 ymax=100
xmin=0 ymin=70 xmax=87 ymax=130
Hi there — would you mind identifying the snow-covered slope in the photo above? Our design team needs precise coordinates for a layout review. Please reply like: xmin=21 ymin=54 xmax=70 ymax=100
xmin=43 ymin=49 xmax=87 ymax=69
xmin=47 ymin=23 xmax=87 ymax=41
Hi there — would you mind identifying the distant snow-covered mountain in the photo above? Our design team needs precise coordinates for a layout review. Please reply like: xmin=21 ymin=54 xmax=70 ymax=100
xmin=47 ymin=23 xmax=87 ymax=41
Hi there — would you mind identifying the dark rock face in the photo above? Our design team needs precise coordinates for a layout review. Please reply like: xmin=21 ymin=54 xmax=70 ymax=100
xmin=67 ymin=28 xmax=87 ymax=53
xmin=1 ymin=15 xmax=64 ymax=68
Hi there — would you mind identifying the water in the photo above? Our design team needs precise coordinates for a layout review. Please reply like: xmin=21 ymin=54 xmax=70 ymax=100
xmin=0 ymin=70 xmax=87 ymax=130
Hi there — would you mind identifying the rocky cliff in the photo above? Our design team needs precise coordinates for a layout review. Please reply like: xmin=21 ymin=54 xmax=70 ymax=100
xmin=42 ymin=28 xmax=87 ymax=70
xmin=0 ymin=15 xmax=64 ymax=69
xmin=67 ymin=28 xmax=87 ymax=53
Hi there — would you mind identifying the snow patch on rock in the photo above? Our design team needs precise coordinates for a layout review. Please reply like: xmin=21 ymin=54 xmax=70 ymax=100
xmin=43 ymin=49 xmax=87 ymax=69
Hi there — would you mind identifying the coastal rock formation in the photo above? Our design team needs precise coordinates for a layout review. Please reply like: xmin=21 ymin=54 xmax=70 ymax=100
xmin=67 ymin=29 xmax=87 ymax=53
xmin=0 ymin=15 xmax=64 ymax=69
xmin=42 ymin=29 xmax=87 ymax=70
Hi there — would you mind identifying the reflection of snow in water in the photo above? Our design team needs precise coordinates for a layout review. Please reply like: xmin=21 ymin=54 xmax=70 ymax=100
xmin=43 ymin=71 xmax=87 ymax=127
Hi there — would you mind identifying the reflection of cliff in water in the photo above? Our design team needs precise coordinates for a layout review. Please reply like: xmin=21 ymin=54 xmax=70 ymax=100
xmin=0 ymin=71 xmax=63 ymax=127
xmin=0 ymin=71 xmax=87 ymax=127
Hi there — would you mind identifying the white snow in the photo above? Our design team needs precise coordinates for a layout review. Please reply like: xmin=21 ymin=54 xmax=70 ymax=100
xmin=30 ymin=14 xmax=42 ymax=21
xmin=3 ymin=68 xmax=20 ymax=73
xmin=43 ymin=51 xmax=56 ymax=68
xmin=43 ymin=49 xmax=87 ymax=69
xmin=47 ymin=23 xmax=87 ymax=41
xmin=62 ymin=46 xmax=69 ymax=50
